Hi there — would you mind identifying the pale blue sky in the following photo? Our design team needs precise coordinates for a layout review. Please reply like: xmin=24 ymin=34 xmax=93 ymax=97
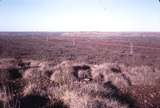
xmin=0 ymin=0 xmax=160 ymax=31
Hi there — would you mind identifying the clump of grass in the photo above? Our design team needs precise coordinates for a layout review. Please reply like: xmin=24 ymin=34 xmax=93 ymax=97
xmin=0 ymin=84 xmax=20 ymax=108
xmin=23 ymin=61 xmax=55 ymax=80
xmin=0 ymin=68 xmax=22 ymax=84
xmin=50 ymin=60 xmax=78 ymax=85
xmin=50 ymin=60 xmax=93 ymax=85
xmin=3 ymin=59 xmax=158 ymax=108
xmin=91 ymin=63 xmax=131 ymax=89
xmin=60 ymin=86 xmax=128 ymax=108
xmin=124 ymin=65 xmax=160 ymax=86
xmin=47 ymin=81 xmax=130 ymax=108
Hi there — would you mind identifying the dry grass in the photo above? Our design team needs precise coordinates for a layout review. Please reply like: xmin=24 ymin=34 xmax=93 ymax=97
xmin=122 ymin=65 xmax=160 ymax=86
xmin=0 ymin=58 xmax=160 ymax=108
xmin=91 ymin=63 xmax=131 ymax=89
xmin=0 ymin=34 xmax=160 ymax=108
xmin=60 ymin=85 xmax=128 ymax=108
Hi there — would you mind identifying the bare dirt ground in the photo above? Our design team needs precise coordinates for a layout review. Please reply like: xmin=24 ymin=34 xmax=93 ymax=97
xmin=0 ymin=32 xmax=160 ymax=108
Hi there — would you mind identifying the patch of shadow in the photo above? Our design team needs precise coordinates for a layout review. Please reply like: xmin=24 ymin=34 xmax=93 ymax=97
xmin=7 ymin=68 xmax=22 ymax=80
xmin=121 ymin=73 xmax=132 ymax=86
xmin=19 ymin=95 xmax=50 ymax=108
xmin=44 ymin=70 xmax=53 ymax=78
xmin=0 ymin=100 xmax=3 ymax=108
xmin=151 ymin=104 xmax=160 ymax=108
xmin=110 ymin=65 xmax=121 ymax=73
xmin=52 ymin=99 xmax=69 ymax=108
xmin=86 ymin=81 xmax=119 ymax=99
xmin=103 ymin=81 xmax=119 ymax=98
xmin=118 ymin=93 xmax=139 ymax=108
xmin=103 ymin=81 xmax=138 ymax=108
xmin=7 ymin=79 xmax=26 ymax=95
xmin=95 ymin=73 xmax=104 ymax=83
xmin=18 ymin=95 xmax=68 ymax=108
xmin=87 ymin=100 xmax=106 ymax=108
xmin=73 ymin=65 xmax=92 ymax=81
xmin=16 ymin=58 xmax=31 ymax=69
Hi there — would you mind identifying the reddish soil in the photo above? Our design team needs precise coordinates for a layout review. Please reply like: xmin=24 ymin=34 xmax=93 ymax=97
xmin=0 ymin=32 xmax=160 ymax=67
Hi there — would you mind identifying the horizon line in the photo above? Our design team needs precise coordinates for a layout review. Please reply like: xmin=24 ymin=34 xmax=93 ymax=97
xmin=0 ymin=31 xmax=160 ymax=33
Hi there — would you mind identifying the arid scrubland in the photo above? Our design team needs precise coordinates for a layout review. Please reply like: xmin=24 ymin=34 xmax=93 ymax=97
xmin=0 ymin=58 xmax=160 ymax=108
xmin=0 ymin=32 xmax=160 ymax=108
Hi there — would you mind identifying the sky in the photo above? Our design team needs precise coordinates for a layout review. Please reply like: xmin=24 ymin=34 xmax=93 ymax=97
xmin=0 ymin=0 xmax=160 ymax=31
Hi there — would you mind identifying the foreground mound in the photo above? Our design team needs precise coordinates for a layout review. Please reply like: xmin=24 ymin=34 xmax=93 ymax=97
xmin=0 ymin=58 xmax=160 ymax=108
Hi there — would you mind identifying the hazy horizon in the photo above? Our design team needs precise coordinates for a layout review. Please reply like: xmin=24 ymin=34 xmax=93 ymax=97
xmin=0 ymin=0 xmax=160 ymax=32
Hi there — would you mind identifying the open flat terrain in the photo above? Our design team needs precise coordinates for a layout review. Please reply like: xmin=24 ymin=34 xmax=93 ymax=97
xmin=0 ymin=32 xmax=160 ymax=67
xmin=0 ymin=32 xmax=160 ymax=108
